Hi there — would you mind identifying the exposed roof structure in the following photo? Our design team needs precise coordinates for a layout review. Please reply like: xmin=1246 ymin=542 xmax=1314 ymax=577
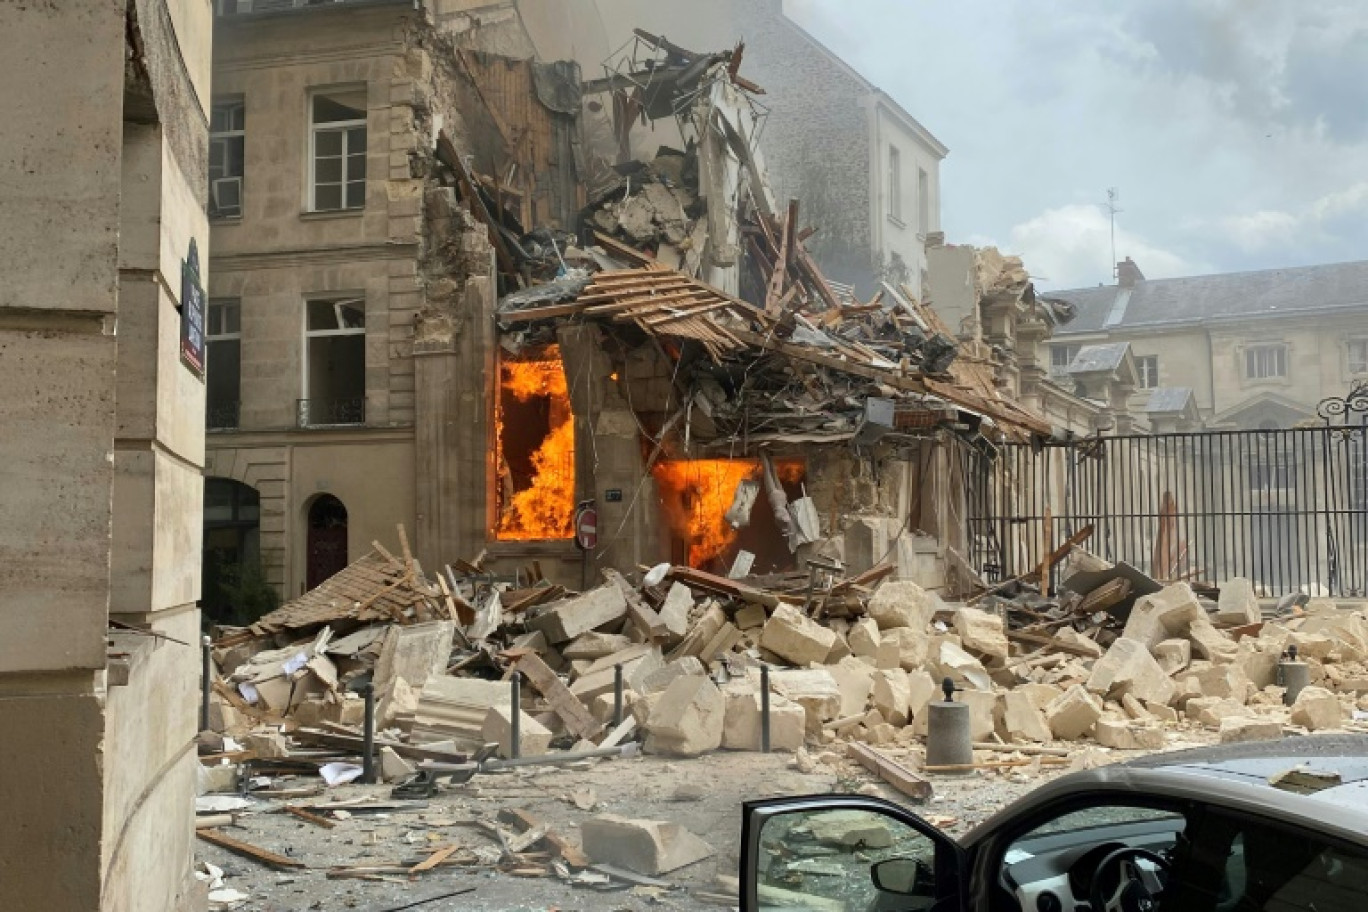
xmin=1043 ymin=260 xmax=1368 ymax=335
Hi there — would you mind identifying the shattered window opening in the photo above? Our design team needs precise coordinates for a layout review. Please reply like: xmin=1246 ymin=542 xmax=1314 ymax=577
xmin=494 ymin=345 xmax=576 ymax=541
xmin=209 ymin=99 xmax=245 ymax=218
xmin=310 ymin=88 xmax=367 ymax=212
xmin=301 ymin=297 xmax=365 ymax=427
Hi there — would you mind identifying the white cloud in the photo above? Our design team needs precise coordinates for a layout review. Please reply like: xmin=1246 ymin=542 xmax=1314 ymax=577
xmin=1008 ymin=204 xmax=1206 ymax=289
xmin=1218 ymin=181 xmax=1368 ymax=253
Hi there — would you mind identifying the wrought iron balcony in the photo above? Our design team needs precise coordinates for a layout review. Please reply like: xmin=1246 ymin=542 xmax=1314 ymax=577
xmin=206 ymin=400 xmax=241 ymax=431
xmin=296 ymin=398 xmax=365 ymax=428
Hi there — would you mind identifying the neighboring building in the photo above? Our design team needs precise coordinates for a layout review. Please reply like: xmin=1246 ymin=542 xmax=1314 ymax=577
xmin=0 ymin=0 xmax=211 ymax=908
xmin=1042 ymin=258 xmax=1368 ymax=430
xmin=518 ymin=0 xmax=948 ymax=298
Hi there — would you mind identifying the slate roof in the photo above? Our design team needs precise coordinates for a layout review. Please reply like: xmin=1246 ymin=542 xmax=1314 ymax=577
xmin=1067 ymin=342 xmax=1130 ymax=374
xmin=1042 ymin=260 xmax=1368 ymax=335
xmin=1145 ymin=387 xmax=1194 ymax=414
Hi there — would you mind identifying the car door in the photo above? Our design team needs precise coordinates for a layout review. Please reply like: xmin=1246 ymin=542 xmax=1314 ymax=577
xmin=740 ymin=795 xmax=969 ymax=912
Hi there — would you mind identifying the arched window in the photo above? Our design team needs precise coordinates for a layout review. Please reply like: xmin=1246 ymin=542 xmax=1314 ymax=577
xmin=306 ymin=494 xmax=349 ymax=589
xmin=202 ymin=478 xmax=266 ymax=625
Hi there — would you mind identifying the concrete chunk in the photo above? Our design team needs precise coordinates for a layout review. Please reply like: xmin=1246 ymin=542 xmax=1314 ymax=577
xmin=933 ymin=641 xmax=993 ymax=692
xmin=1087 ymin=637 xmax=1177 ymax=706
xmin=1002 ymin=691 xmax=1052 ymax=743
xmin=1188 ymin=619 xmax=1237 ymax=663
xmin=884 ymin=625 xmax=930 ymax=672
xmin=871 ymin=669 xmax=910 ymax=726
xmin=1216 ymin=578 xmax=1261 ymax=626
xmin=1046 ymin=685 xmax=1104 ymax=740
xmin=1153 ymin=639 xmax=1192 ymax=675
xmin=640 ymin=657 xmax=707 ymax=694
xmin=1185 ymin=697 xmax=1246 ymax=728
xmin=1093 ymin=718 xmax=1165 ymax=750
xmin=1122 ymin=583 xmax=1204 ymax=648
xmin=770 ymin=668 xmax=843 ymax=734
xmin=866 ymin=580 xmax=935 ymax=630
xmin=953 ymin=607 xmax=1009 ymax=660
xmin=759 ymin=604 xmax=837 ymax=667
xmin=1055 ymin=626 xmax=1104 ymax=659
xmin=722 ymin=681 xmax=805 ymax=751
xmin=827 ymin=657 xmax=875 ymax=718
xmin=581 ymin=815 xmax=715 ymax=875
xmin=643 ymin=675 xmax=724 ymax=756
xmin=848 ymin=618 xmax=881 ymax=658
xmin=1290 ymin=686 xmax=1345 ymax=731
xmin=527 ymin=586 xmax=629 ymax=644
xmin=563 ymin=631 xmax=633 ymax=661
xmin=379 ymin=746 xmax=416 ymax=783
xmin=658 ymin=583 xmax=694 ymax=640
xmin=482 ymin=706 xmax=553 ymax=758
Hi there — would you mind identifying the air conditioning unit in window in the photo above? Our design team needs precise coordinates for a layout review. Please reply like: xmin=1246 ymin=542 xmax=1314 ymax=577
xmin=212 ymin=177 xmax=243 ymax=218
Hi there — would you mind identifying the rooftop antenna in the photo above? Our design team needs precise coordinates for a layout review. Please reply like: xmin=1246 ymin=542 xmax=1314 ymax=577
xmin=1106 ymin=187 xmax=1122 ymax=280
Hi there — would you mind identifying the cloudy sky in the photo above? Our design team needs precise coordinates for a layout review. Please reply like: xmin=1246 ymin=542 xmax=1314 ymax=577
xmin=785 ymin=0 xmax=1368 ymax=290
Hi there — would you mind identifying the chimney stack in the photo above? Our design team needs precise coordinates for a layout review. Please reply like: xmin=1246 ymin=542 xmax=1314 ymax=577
xmin=1117 ymin=256 xmax=1144 ymax=287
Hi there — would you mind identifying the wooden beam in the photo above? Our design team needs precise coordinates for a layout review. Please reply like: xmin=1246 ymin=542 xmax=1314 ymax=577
xmin=284 ymin=805 xmax=336 ymax=829
xmin=197 ymin=829 xmax=306 ymax=870
xmin=435 ymin=130 xmax=520 ymax=283
xmin=509 ymin=651 xmax=604 ymax=741
xmin=730 ymin=328 xmax=927 ymax=392
xmin=846 ymin=742 xmax=933 ymax=802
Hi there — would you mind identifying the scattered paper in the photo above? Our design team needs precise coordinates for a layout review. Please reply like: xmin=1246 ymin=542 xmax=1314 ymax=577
xmin=320 ymin=762 xmax=365 ymax=787
xmin=237 ymin=681 xmax=259 ymax=704
xmin=282 ymin=652 xmax=309 ymax=676
xmin=196 ymin=795 xmax=251 ymax=813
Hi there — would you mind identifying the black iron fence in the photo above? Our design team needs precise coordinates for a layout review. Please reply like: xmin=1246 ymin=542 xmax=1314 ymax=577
xmin=966 ymin=427 xmax=1368 ymax=598
xmin=296 ymin=397 xmax=365 ymax=428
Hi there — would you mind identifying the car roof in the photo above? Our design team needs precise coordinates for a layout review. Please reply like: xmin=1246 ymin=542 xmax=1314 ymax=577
xmin=961 ymin=735 xmax=1368 ymax=848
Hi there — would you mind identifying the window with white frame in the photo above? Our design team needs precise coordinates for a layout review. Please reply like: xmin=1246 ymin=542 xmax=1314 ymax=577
xmin=310 ymin=88 xmax=367 ymax=212
xmin=1348 ymin=339 xmax=1368 ymax=375
xmin=302 ymin=298 xmax=365 ymax=426
xmin=1136 ymin=354 xmax=1159 ymax=389
xmin=887 ymin=146 xmax=902 ymax=222
xmin=1051 ymin=343 xmax=1081 ymax=374
xmin=917 ymin=167 xmax=930 ymax=237
xmin=1245 ymin=343 xmax=1287 ymax=380
xmin=209 ymin=100 xmax=245 ymax=218
xmin=206 ymin=300 xmax=241 ymax=430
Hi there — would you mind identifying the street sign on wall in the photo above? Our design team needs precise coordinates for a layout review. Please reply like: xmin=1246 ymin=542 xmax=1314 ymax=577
xmin=180 ymin=238 xmax=206 ymax=380
xmin=574 ymin=503 xmax=598 ymax=551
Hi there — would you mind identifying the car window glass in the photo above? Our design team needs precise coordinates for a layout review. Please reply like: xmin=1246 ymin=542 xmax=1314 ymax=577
xmin=755 ymin=808 xmax=944 ymax=911
xmin=1185 ymin=814 xmax=1368 ymax=912
xmin=1001 ymin=803 xmax=1188 ymax=912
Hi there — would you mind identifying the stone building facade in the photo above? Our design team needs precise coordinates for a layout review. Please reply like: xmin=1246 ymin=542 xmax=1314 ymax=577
xmin=0 ymin=0 xmax=212 ymax=908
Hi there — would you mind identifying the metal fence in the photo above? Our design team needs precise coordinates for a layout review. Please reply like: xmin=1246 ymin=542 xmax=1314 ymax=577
xmin=966 ymin=427 xmax=1368 ymax=598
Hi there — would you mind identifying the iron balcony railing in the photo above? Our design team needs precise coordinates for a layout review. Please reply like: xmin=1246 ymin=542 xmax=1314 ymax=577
xmin=296 ymin=398 xmax=364 ymax=428
xmin=206 ymin=400 xmax=241 ymax=431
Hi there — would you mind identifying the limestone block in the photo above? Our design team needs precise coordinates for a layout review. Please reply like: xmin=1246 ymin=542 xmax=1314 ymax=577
xmin=527 ymin=586 xmax=629 ymax=644
xmin=825 ymin=632 xmax=853 ymax=665
xmin=1235 ymin=644 xmax=1279 ymax=689
xmin=643 ymin=675 xmax=725 ymax=756
xmin=958 ymin=690 xmax=1000 ymax=741
xmin=1218 ymin=717 xmax=1284 ymax=744
xmin=1189 ymin=663 xmax=1251 ymax=702
xmin=640 ymin=657 xmax=707 ymax=694
xmin=581 ymin=815 xmax=715 ymax=875
xmin=1188 ymin=619 xmax=1238 ymax=663
xmin=563 ymin=632 xmax=633 ymax=661
xmin=1002 ymin=691 xmax=1052 ymax=742
xmin=1046 ymin=685 xmax=1104 ymax=740
xmin=1093 ymin=718 xmax=1165 ymax=750
xmin=1121 ymin=694 xmax=1152 ymax=720
xmin=864 ymin=722 xmax=898 ymax=745
xmin=809 ymin=811 xmax=895 ymax=848
xmin=827 ymin=657 xmax=875 ymax=718
xmin=1289 ymin=633 xmax=1336 ymax=661
xmin=482 ymin=706 xmax=553 ymax=758
xmin=770 ymin=669 xmax=843 ymax=734
xmin=1055 ymin=627 xmax=1104 ymax=659
xmin=733 ymin=604 xmax=767 ymax=630
xmin=933 ymin=641 xmax=993 ymax=692
xmin=884 ymin=626 xmax=930 ymax=672
xmin=906 ymin=670 xmax=937 ymax=722
xmin=1216 ymin=578 xmax=1261 ymax=626
xmin=570 ymin=647 xmax=665 ymax=701
xmin=1146 ymin=702 xmax=1179 ymax=723
xmin=1290 ymin=686 xmax=1345 ymax=731
xmin=1185 ymin=697 xmax=1246 ymax=728
xmin=1019 ymin=683 xmax=1064 ymax=712
xmin=1150 ymin=638 xmax=1191 ymax=676
xmin=759 ymin=604 xmax=837 ymax=667
xmin=721 ymin=682 xmax=805 ymax=751
xmin=1087 ymin=638 xmax=1177 ymax=706
xmin=953 ymin=607 xmax=1009 ymax=660
xmin=658 ymin=583 xmax=694 ymax=640
xmin=848 ymin=618 xmax=882 ymax=658
xmin=1122 ymin=583 xmax=1204 ymax=648
xmin=379 ymin=746 xmax=415 ymax=783
xmin=871 ymin=670 xmax=910 ymax=725
xmin=874 ymin=638 xmax=902 ymax=671
xmin=866 ymin=580 xmax=935 ymax=630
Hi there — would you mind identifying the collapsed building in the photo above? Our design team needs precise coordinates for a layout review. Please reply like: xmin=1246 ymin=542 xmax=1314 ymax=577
xmin=204 ymin=1 xmax=1073 ymax=617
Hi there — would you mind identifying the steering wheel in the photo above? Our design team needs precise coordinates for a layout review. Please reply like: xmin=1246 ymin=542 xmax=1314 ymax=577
xmin=1088 ymin=846 xmax=1169 ymax=912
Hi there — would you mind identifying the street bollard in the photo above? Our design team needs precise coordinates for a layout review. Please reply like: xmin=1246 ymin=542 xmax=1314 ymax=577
xmin=926 ymin=677 xmax=973 ymax=772
xmin=361 ymin=682 xmax=376 ymax=784
xmin=510 ymin=672 xmax=522 ymax=760
xmin=613 ymin=664 xmax=624 ymax=728
xmin=200 ymin=635 xmax=212 ymax=733
xmin=760 ymin=664 xmax=771 ymax=753
xmin=1280 ymin=644 xmax=1310 ymax=706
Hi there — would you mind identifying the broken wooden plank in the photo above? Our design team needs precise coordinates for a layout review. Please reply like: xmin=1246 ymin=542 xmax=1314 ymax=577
xmin=284 ymin=805 xmax=336 ymax=830
xmin=603 ymin=568 xmax=668 ymax=641
xmin=410 ymin=844 xmax=461 ymax=874
xmin=846 ymin=742 xmax=932 ymax=802
xmin=509 ymin=650 xmax=604 ymax=741
xmin=1077 ymin=576 xmax=1132 ymax=615
xmin=196 ymin=829 xmax=306 ymax=870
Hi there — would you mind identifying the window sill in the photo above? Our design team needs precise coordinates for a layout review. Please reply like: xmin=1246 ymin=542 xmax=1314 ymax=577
xmin=300 ymin=208 xmax=365 ymax=221
xmin=210 ymin=215 xmax=243 ymax=225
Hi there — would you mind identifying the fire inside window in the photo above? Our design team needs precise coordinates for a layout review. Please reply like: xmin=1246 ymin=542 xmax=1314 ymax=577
xmin=652 ymin=458 xmax=804 ymax=571
xmin=495 ymin=345 xmax=576 ymax=540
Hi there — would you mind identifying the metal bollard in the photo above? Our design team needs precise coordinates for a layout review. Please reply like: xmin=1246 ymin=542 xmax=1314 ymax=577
xmin=760 ymin=664 xmax=771 ymax=753
xmin=361 ymin=682 xmax=376 ymax=784
xmin=1280 ymin=644 xmax=1310 ymax=706
xmin=613 ymin=664 xmax=624 ymax=728
xmin=200 ymin=635 xmax=213 ymax=733
xmin=510 ymin=672 xmax=522 ymax=760
xmin=926 ymin=677 xmax=973 ymax=772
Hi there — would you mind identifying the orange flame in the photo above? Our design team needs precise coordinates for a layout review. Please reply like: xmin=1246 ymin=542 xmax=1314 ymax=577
xmin=652 ymin=459 xmax=760 ymax=567
xmin=496 ymin=347 xmax=576 ymax=540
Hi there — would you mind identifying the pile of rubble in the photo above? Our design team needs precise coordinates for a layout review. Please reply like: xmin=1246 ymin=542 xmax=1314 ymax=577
xmin=204 ymin=531 xmax=1368 ymax=793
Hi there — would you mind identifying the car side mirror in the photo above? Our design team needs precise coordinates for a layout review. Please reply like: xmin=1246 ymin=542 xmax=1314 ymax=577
xmin=871 ymin=857 xmax=931 ymax=895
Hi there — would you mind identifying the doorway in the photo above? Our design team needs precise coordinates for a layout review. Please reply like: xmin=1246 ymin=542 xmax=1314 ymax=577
xmin=306 ymin=494 xmax=349 ymax=589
